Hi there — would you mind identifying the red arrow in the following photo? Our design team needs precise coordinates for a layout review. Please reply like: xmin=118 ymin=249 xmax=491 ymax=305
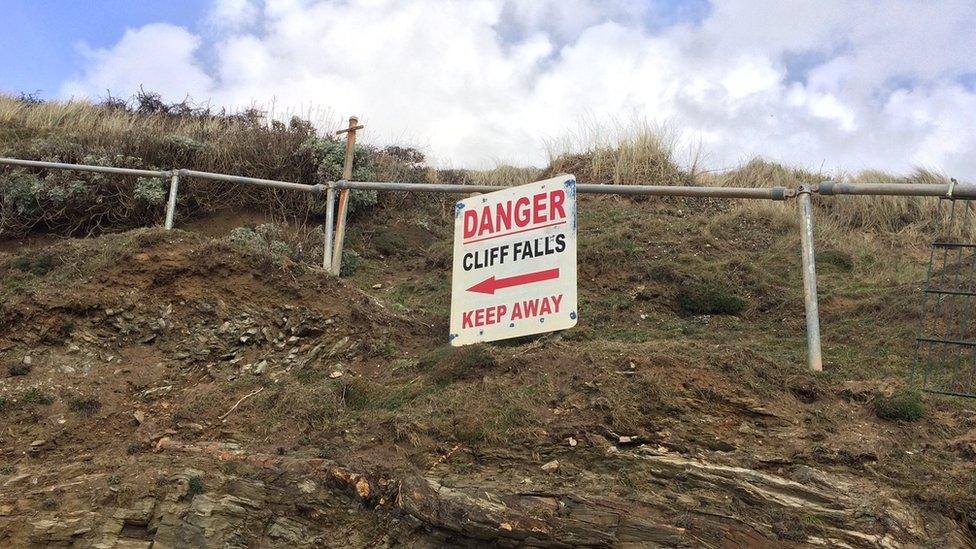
xmin=466 ymin=268 xmax=560 ymax=295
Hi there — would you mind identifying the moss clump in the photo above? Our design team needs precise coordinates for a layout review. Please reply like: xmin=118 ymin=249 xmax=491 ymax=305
xmin=875 ymin=390 xmax=924 ymax=421
xmin=676 ymin=278 xmax=747 ymax=315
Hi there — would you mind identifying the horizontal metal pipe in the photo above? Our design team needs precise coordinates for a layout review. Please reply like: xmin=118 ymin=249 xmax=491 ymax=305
xmin=335 ymin=180 xmax=791 ymax=200
xmin=819 ymin=181 xmax=976 ymax=198
xmin=579 ymin=183 xmax=789 ymax=200
xmin=0 ymin=157 xmax=171 ymax=178
xmin=7 ymin=156 xmax=974 ymax=200
xmin=177 ymin=169 xmax=321 ymax=194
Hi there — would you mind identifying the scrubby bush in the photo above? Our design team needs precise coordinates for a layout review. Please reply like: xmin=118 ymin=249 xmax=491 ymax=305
xmin=372 ymin=227 xmax=406 ymax=256
xmin=339 ymin=249 xmax=360 ymax=276
xmin=133 ymin=177 xmax=168 ymax=206
xmin=162 ymin=133 xmax=206 ymax=155
xmin=229 ymin=224 xmax=294 ymax=259
xmin=0 ymin=152 xmax=165 ymax=235
xmin=875 ymin=389 xmax=924 ymax=421
xmin=299 ymin=137 xmax=378 ymax=217
xmin=677 ymin=278 xmax=747 ymax=315
xmin=1 ymin=93 xmax=429 ymax=237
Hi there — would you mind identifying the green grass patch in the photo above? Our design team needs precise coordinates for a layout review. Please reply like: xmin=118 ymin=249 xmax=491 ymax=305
xmin=817 ymin=249 xmax=855 ymax=272
xmin=676 ymin=278 xmax=747 ymax=315
xmin=419 ymin=344 xmax=496 ymax=386
xmin=875 ymin=389 xmax=924 ymax=421
xmin=10 ymin=253 xmax=55 ymax=276
xmin=372 ymin=227 xmax=406 ymax=257
xmin=22 ymin=388 xmax=53 ymax=405
xmin=342 ymin=378 xmax=427 ymax=412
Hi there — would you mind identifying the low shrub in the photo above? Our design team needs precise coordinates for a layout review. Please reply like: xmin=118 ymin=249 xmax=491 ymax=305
xmin=229 ymin=224 xmax=293 ymax=260
xmin=133 ymin=177 xmax=168 ymax=207
xmin=339 ymin=249 xmax=360 ymax=276
xmin=10 ymin=253 xmax=55 ymax=276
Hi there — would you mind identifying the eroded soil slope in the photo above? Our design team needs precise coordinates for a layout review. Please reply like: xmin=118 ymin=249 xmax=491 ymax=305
xmin=1 ymin=196 xmax=975 ymax=547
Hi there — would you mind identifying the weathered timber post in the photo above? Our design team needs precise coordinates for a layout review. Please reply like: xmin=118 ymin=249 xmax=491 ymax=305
xmin=330 ymin=116 xmax=364 ymax=275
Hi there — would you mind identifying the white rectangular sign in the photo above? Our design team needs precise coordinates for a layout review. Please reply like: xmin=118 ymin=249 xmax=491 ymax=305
xmin=449 ymin=175 xmax=578 ymax=346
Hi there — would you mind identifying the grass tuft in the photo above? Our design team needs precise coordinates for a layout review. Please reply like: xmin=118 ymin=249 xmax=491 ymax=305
xmin=68 ymin=396 xmax=102 ymax=416
xmin=8 ymin=362 xmax=31 ymax=376
xmin=875 ymin=389 xmax=924 ymax=421
xmin=187 ymin=475 xmax=206 ymax=497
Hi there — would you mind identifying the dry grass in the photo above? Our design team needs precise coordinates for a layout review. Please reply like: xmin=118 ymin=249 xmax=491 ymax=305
xmin=0 ymin=94 xmax=425 ymax=236
xmin=708 ymin=159 xmax=971 ymax=242
xmin=2 ymin=94 xmax=969 ymax=243
xmin=0 ymin=94 xmax=328 ymax=174
xmin=543 ymin=118 xmax=696 ymax=185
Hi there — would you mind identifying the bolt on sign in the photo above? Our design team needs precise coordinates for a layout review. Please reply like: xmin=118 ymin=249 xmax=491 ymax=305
xmin=449 ymin=175 xmax=578 ymax=346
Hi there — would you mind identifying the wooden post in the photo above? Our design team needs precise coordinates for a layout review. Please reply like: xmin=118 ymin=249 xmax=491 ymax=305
xmin=330 ymin=116 xmax=363 ymax=275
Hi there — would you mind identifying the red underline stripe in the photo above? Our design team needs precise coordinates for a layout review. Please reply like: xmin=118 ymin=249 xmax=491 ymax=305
xmin=463 ymin=220 xmax=567 ymax=244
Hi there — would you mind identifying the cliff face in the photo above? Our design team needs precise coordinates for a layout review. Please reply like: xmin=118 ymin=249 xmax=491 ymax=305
xmin=0 ymin=194 xmax=973 ymax=547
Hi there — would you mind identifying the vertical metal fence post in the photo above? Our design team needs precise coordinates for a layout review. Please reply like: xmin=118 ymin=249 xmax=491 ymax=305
xmin=324 ymin=184 xmax=336 ymax=270
xmin=164 ymin=172 xmax=180 ymax=230
xmin=797 ymin=185 xmax=824 ymax=372
xmin=330 ymin=116 xmax=362 ymax=275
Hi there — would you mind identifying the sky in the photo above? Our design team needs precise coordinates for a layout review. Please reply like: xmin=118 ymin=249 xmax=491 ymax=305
xmin=2 ymin=0 xmax=975 ymax=178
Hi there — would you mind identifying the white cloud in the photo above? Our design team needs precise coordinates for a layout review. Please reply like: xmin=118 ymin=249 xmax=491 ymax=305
xmin=59 ymin=0 xmax=976 ymax=179
xmin=208 ymin=0 xmax=260 ymax=31
xmin=61 ymin=24 xmax=212 ymax=103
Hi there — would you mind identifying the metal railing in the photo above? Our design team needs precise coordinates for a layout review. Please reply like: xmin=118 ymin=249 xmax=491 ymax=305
xmin=2 ymin=155 xmax=975 ymax=375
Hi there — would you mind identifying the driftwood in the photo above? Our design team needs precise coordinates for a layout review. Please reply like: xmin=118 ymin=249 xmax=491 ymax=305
xmin=156 ymin=439 xmax=967 ymax=547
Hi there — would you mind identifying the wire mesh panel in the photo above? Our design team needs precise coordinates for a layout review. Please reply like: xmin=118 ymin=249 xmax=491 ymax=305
xmin=914 ymin=196 xmax=976 ymax=397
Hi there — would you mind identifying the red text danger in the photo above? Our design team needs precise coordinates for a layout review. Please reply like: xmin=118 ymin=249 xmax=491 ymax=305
xmin=463 ymin=189 xmax=567 ymax=240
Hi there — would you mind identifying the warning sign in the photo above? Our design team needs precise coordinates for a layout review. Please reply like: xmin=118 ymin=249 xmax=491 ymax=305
xmin=449 ymin=175 xmax=578 ymax=346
